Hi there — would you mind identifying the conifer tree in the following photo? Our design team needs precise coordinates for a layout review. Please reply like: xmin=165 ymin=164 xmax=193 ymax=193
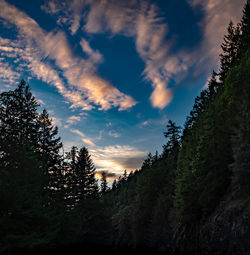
xmin=66 ymin=146 xmax=98 ymax=207
xmin=37 ymin=109 xmax=63 ymax=200
xmin=100 ymin=171 xmax=109 ymax=194
xmin=0 ymin=80 xmax=39 ymax=165
xmin=162 ymin=120 xmax=181 ymax=157
xmin=220 ymin=21 xmax=241 ymax=81
xmin=112 ymin=179 xmax=117 ymax=190
xmin=208 ymin=71 xmax=219 ymax=98
xmin=142 ymin=152 xmax=153 ymax=168
xmin=0 ymin=145 xmax=60 ymax=252
xmin=239 ymin=0 xmax=250 ymax=55
xmin=76 ymin=146 xmax=99 ymax=200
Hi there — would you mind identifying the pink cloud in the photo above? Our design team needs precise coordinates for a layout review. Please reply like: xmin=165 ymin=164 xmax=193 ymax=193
xmin=0 ymin=0 xmax=136 ymax=111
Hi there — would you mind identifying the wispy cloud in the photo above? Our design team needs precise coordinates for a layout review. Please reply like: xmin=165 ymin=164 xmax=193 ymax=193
xmin=70 ymin=128 xmax=96 ymax=147
xmin=0 ymin=60 xmax=20 ymax=87
xmin=64 ymin=115 xmax=81 ymax=128
xmin=140 ymin=120 xmax=151 ymax=127
xmin=90 ymin=145 xmax=147 ymax=175
xmin=1 ymin=0 xmax=243 ymax=112
xmin=82 ymin=138 xmax=95 ymax=147
xmin=0 ymin=41 xmax=21 ymax=86
xmin=37 ymin=98 xmax=45 ymax=105
xmin=188 ymin=0 xmax=245 ymax=72
xmin=97 ymin=130 xmax=104 ymax=140
xmin=42 ymin=0 xmax=245 ymax=109
xmin=108 ymin=130 xmax=121 ymax=138
xmin=70 ymin=128 xmax=85 ymax=137
xmin=66 ymin=116 xmax=81 ymax=124
xmin=0 ymin=0 xmax=136 ymax=112
xmin=42 ymin=0 xmax=174 ymax=109
xmin=51 ymin=116 xmax=62 ymax=127
xmin=95 ymin=170 xmax=118 ymax=181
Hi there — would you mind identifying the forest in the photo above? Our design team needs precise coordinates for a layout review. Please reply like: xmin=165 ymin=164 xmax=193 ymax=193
xmin=0 ymin=1 xmax=249 ymax=255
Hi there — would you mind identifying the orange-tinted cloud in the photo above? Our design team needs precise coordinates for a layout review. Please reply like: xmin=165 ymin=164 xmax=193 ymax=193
xmin=0 ymin=0 xmax=136 ymax=111
xmin=82 ymin=138 xmax=95 ymax=147
xmin=42 ymin=0 xmax=245 ymax=109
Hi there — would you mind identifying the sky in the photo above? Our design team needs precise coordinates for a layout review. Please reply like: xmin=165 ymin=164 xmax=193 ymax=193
xmin=0 ymin=0 xmax=245 ymax=181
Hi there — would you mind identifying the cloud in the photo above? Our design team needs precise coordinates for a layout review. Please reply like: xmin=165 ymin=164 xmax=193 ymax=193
xmin=95 ymin=170 xmax=118 ymax=181
xmin=80 ymin=38 xmax=103 ymax=64
xmin=37 ymin=98 xmax=45 ymax=105
xmin=70 ymin=128 xmax=85 ymax=137
xmin=0 ymin=60 xmax=20 ymax=86
xmin=188 ymin=0 xmax=245 ymax=72
xmin=150 ymin=79 xmax=173 ymax=109
xmin=64 ymin=116 xmax=81 ymax=128
xmin=42 ymin=0 xmax=174 ymax=109
xmin=108 ymin=130 xmax=121 ymax=138
xmin=42 ymin=0 xmax=245 ymax=109
xmin=42 ymin=0 xmax=84 ymax=35
xmin=66 ymin=115 xmax=81 ymax=124
xmin=0 ymin=37 xmax=91 ymax=111
xmin=140 ymin=120 xmax=151 ymax=127
xmin=89 ymin=145 xmax=147 ymax=174
xmin=82 ymin=138 xmax=95 ymax=147
xmin=2 ymin=0 xmax=244 ymax=111
xmin=70 ymin=128 xmax=95 ymax=146
xmin=97 ymin=130 xmax=104 ymax=140
xmin=0 ymin=0 xmax=136 ymax=112
xmin=62 ymin=141 xmax=146 ymax=176
xmin=51 ymin=116 xmax=62 ymax=127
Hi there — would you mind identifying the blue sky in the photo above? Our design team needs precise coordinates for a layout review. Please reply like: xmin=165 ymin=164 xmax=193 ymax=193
xmin=0 ymin=0 xmax=245 ymax=180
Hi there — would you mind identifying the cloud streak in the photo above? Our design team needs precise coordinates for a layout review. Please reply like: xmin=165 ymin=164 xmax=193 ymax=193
xmin=70 ymin=128 xmax=85 ymax=137
xmin=42 ymin=0 xmax=245 ymax=109
xmin=42 ymin=0 xmax=175 ymax=109
xmin=188 ymin=0 xmax=245 ymax=71
xmin=89 ymin=145 xmax=147 ymax=175
xmin=70 ymin=128 xmax=96 ymax=147
xmin=0 ymin=0 xmax=136 ymax=111
xmin=1 ymin=0 xmax=244 ymax=112
xmin=82 ymin=138 xmax=95 ymax=147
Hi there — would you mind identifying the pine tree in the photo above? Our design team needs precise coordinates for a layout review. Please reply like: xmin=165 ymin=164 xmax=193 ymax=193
xmin=0 ymin=80 xmax=39 ymax=168
xmin=76 ymin=146 xmax=99 ymax=200
xmin=208 ymin=71 xmax=220 ymax=98
xmin=142 ymin=152 xmax=153 ymax=168
xmin=64 ymin=146 xmax=79 ymax=209
xmin=220 ymin=21 xmax=241 ymax=81
xmin=100 ymin=171 xmax=109 ymax=194
xmin=239 ymin=0 xmax=250 ymax=55
xmin=37 ymin=109 xmax=63 ymax=200
xmin=66 ymin=146 xmax=99 ymax=208
xmin=0 ymin=144 xmax=60 ymax=252
xmin=112 ymin=179 xmax=117 ymax=190
xmin=162 ymin=120 xmax=181 ymax=157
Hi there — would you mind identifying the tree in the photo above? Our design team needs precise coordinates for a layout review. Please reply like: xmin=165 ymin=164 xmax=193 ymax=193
xmin=100 ymin=171 xmax=109 ymax=194
xmin=0 ymin=144 xmax=60 ymax=253
xmin=239 ymin=0 xmax=250 ymax=56
xmin=76 ymin=146 xmax=99 ymax=200
xmin=66 ymin=146 xmax=99 ymax=208
xmin=37 ymin=109 xmax=63 ymax=201
xmin=207 ymin=71 xmax=220 ymax=99
xmin=142 ymin=152 xmax=153 ymax=168
xmin=220 ymin=21 xmax=241 ymax=82
xmin=162 ymin=120 xmax=181 ymax=157
xmin=112 ymin=179 xmax=117 ymax=190
xmin=0 ymin=80 xmax=39 ymax=168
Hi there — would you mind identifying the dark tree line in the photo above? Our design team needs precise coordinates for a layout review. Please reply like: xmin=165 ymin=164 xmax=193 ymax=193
xmin=100 ymin=0 xmax=250 ymax=251
xmin=0 ymin=81 xmax=103 ymax=253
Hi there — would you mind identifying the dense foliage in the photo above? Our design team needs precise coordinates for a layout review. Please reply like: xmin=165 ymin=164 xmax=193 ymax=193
xmin=0 ymin=1 xmax=249 ymax=254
